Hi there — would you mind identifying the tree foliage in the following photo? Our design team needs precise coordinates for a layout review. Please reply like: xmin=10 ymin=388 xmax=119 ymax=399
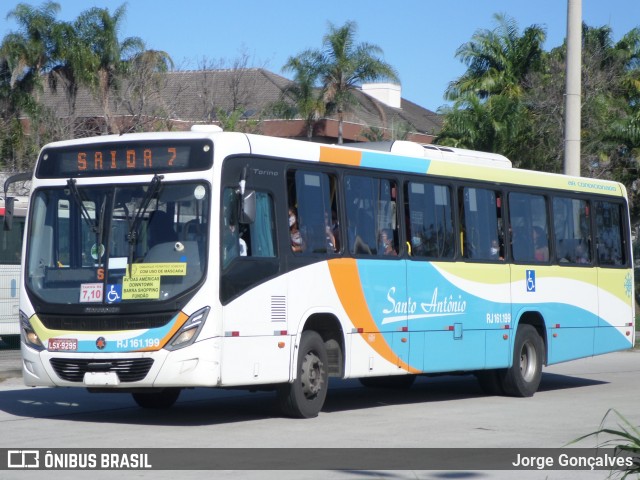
xmin=438 ymin=15 xmax=640 ymax=222
xmin=2 ymin=2 xmax=640 ymax=228
xmin=286 ymin=21 xmax=399 ymax=144
xmin=0 ymin=2 xmax=175 ymax=171
xmin=281 ymin=55 xmax=325 ymax=140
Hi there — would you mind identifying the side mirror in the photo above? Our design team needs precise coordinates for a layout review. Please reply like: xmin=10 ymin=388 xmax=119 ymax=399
xmin=3 ymin=197 xmax=14 ymax=231
xmin=3 ymin=172 xmax=31 ymax=231
xmin=239 ymin=190 xmax=256 ymax=224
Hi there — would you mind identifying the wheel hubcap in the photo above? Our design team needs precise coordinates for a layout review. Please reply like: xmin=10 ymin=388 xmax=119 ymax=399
xmin=301 ymin=351 xmax=324 ymax=399
xmin=519 ymin=340 xmax=537 ymax=382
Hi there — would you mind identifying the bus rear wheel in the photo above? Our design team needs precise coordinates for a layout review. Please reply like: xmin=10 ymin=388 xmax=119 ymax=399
xmin=501 ymin=324 xmax=544 ymax=397
xmin=278 ymin=331 xmax=328 ymax=418
xmin=132 ymin=388 xmax=181 ymax=409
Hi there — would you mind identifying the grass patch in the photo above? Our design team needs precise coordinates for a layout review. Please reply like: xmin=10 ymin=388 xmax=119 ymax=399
xmin=570 ymin=409 xmax=640 ymax=478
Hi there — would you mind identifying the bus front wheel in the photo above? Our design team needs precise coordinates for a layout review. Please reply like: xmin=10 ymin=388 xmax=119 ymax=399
xmin=132 ymin=388 xmax=181 ymax=409
xmin=278 ymin=331 xmax=328 ymax=418
xmin=501 ymin=324 xmax=544 ymax=397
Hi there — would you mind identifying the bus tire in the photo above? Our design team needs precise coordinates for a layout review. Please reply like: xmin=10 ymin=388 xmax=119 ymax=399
xmin=278 ymin=331 xmax=328 ymax=418
xmin=359 ymin=374 xmax=416 ymax=389
xmin=132 ymin=388 xmax=181 ymax=409
xmin=501 ymin=324 xmax=543 ymax=397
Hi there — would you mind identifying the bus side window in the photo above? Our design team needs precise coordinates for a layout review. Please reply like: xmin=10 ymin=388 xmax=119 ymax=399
xmin=0 ymin=216 xmax=24 ymax=264
xmin=594 ymin=201 xmax=625 ymax=266
xmin=459 ymin=187 xmax=502 ymax=261
xmin=509 ymin=192 xmax=549 ymax=263
xmin=288 ymin=170 xmax=338 ymax=255
xmin=344 ymin=175 xmax=397 ymax=256
xmin=376 ymin=180 xmax=397 ymax=256
xmin=553 ymin=197 xmax=591 ymax=264
xmin=406 ymin=181 xmax=454 ymax=259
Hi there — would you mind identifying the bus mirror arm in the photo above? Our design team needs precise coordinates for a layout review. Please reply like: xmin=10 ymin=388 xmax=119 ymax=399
xmin=240 ymin=190 xmax=256 ymax=224
xmin=236 ymin=166 xmax=255 ymax=224
xmin=3 ymin=197 xmax=14 ymax=231
xmin=239 ymin=166 xmax=248 ymax=195
xmin=3 ymin=172 xmax=31 ymax=231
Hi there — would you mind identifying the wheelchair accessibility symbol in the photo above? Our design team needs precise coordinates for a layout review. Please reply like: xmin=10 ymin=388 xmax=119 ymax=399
xmin=526 ymin=270 xmax=536 ymax=292
xmin=106 ymin=284 xmax=122 ymax=303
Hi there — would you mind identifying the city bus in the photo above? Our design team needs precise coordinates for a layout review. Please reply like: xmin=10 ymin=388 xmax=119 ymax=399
xmin=9 ymin=127 xmax=634 ymax=417
xmin=0 ymin=194 xmax=28 ymax=345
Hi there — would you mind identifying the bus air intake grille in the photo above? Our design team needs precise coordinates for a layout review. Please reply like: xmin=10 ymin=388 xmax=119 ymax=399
xmin=49 ymin=358 xmax=154 ymax=383
xmin=38 ymin=312 xmax=177 ymax=331
xmin=271 ymin=296 xmax=286 ymax=322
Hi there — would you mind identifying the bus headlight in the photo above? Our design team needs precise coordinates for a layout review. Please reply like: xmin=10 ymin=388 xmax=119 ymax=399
xmin=165 ymin=306 xmax=210 ymax=351
xmin=20 ymin=311 xmax=44 ymax=351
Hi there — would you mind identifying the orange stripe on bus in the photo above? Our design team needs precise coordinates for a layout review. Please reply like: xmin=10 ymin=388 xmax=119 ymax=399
xmin=319 ymin=146 xmax=362 ymax=166
xmin=328 ymin=258 xmax=420 ymax=373
xmin=138 ymin=311 xmax=190 ymax=352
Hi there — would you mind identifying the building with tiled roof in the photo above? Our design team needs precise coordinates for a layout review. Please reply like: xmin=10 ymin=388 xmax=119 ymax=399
xmin=39 ymin=68 xmax=441 ymax=143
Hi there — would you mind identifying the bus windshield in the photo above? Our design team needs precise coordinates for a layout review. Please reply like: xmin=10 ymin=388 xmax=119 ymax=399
xmin=26 ymin=181 xmax=209 ymax=305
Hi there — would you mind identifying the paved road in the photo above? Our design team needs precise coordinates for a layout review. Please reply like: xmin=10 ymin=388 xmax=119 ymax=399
xmin=0 ymin=346 xmax=639 ymax=480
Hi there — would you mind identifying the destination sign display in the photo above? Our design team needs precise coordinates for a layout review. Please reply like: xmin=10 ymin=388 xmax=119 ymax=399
xmin=36 ymin=140 xmax=213 ymax=178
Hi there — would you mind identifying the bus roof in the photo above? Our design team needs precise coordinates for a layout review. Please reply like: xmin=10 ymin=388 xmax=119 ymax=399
xmin=349 ymin=141 xmax=512 ymax=168
xmin=37 ymin=130 xmax=626 ymax=199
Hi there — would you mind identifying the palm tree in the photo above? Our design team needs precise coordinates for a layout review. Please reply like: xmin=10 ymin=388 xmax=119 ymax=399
xmin=1 ymin=1 xmax=63 ymax=164
xmin=281 ymin=55 xmax=325 ymax=140
xmin=445 ymin=13 xmax=546 ymax=102
xmin=73 ymin=4 xmax=145 ymax=134
xmin=2 ymin=1 xmax=60 ymax=98
xmin=121 ymin=48 xmax=174 ymax=131
xmin=46 ymin=18 xmax=97 ymax=138
xmin=291 ymin=21 xmax=399 ymax=144
xmin=439 ymin=14 xmax=546 ymax=158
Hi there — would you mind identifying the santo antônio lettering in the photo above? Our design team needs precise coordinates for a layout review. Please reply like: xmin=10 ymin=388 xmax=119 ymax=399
xmin=77 ymin=147 xmax=177 ymax=172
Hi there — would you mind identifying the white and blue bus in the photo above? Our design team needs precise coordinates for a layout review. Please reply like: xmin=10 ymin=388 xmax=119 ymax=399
xmin=11 ymin=128 xmax=634 ymax=417
xmin=0 ymin=193 xmax=28 ymax=344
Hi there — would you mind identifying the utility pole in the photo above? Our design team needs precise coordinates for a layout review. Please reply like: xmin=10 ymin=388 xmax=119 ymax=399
xmin=564 ymin=0 xmax=582 ymax=176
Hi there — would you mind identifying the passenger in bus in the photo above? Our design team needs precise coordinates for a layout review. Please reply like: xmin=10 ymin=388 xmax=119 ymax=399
xmin=238 ymin=232 xmax=248 ymax=257
xmin=532 ymin=226 xmax=549 ymax=262
xmin=324 ymin=211 xmax=337 ymax=252
xmin=289 ymin=207 xmax=304 ymax=252
xmin=379 ymin=229 xmax=397 ymax=256
xmin=574 ymin=243 xmax=590 ymax=264
xmin=490 ymin=239 xmax=500 ymax=259
xmin=331 ymin=210 xmax=341 ymax=251
xmin=148 ymin=210 xmax=178 ymax=248
xmin=410 ymin=231 xmax=426 ymax=256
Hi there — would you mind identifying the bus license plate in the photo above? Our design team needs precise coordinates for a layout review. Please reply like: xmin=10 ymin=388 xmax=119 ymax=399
xmin=83 ymin=371 xmax=120 ymax=386
xmin=48 ymin=338 xmax=78 ymax=351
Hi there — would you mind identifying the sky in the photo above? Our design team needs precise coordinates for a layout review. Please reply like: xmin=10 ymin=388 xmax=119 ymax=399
xmin=2 ymin=0 xmax=640 ymax=112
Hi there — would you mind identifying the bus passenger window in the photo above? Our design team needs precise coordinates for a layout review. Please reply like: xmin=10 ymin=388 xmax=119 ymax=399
xmin=222 ymin=187 xmax=275 ymax=267
xmin=552 ymin=197 xmax=591 ymax=264
xmin=459 ymin=187 xmax=502 ymax=261
xmin=406 ymin=181 xmax=454 ymax=259
xmin=345 ymin=175 xmax=397 ymax=256
xmin=509 ymin=192 xmax=549 ymax=263
xmin=288 ymin=170 xmax=338 ymax=255
xmin=594 ymin=201 xmax=625 ymax=266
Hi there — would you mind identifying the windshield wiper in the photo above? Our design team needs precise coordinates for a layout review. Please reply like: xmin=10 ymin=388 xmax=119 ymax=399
xmin=67 ymin=179 xmax=97 ymax=233
xmin=67 ymin=179 xmax=106 ymax=267
xmin=126 ymin=174 xmax=164 ymax=274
